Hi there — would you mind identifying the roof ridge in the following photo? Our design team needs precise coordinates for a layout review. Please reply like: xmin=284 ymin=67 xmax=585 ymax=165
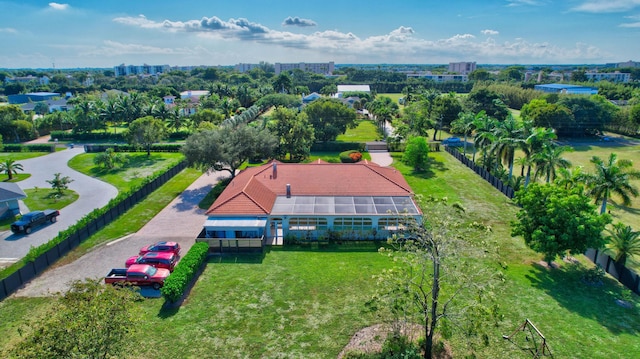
xmin=363 ymin=163 xmax=412 ymax=193
xmin=242 ymin=176 xmax=274 ymax=213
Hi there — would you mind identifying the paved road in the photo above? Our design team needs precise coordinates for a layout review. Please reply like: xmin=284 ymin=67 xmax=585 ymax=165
xmin=13 ymin=171 xmax=222 ymax=297
xmin=0 ymin=147 xmax=118 ymax=262
xmin=13 ymin=151 xmax=394 ymax=297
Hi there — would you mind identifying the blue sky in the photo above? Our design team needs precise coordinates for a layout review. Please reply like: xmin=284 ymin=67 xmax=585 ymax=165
xmin=1 ymin=0 xmax=639 ymax=68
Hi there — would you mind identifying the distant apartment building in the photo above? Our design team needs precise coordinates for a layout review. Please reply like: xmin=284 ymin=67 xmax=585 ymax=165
xmin=611 ymin=60 xmax=640 ymax=68
xmin=235 ymin=63 xmax=261 ymax=73
xmin=448 ymin=62 xmax=476 ymax=75
xmin=406 ymin=72 xmax=468 ymax=82
xmin=584 ymin=71 xmax=630 ymax=83
xmin=114 ymin=63 xmax=170 ymax=77
xmin=5 ymin=75 xmax=50 ymax=86
xmin=274 ymin=62 xmax=334 ymax=75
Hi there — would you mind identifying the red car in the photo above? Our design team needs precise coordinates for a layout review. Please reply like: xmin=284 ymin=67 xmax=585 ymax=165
xmin=139 ymin=241 xmax=181 ymax=256
xmin=126 ymin=252 xmax=178 ymax=271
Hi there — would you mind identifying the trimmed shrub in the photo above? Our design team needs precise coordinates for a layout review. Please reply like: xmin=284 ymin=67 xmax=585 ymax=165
xmin=340 ymin=150 xmax=363 ymax=163
xmin=161 ymin=242 xmax=209 ymax=303
xmin=83 ymin=144 xmax=182 ymax=153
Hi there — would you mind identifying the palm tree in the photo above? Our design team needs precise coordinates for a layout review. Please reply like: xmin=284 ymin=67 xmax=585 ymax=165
xmin=522 ymin=125 xmax=557 ymax=188
xmin=554 ymin=166 xmax=586 ymax=190
xmin=0 ymin=159 xmax=23 ymax=180
xmin=605 ymin=222 xmax=640 ymax=270
xmin=532 ymin=143 xmax=572 ymax=183
xmin=451 ymin=112 xmax=477 ymax=157
xmin=490 ymin=115 xmax=525 ymax=181
xmin=472 ymin=116 xmax=497 ymax=166
xmin=585 ymin=153 xmax=640 ymax=214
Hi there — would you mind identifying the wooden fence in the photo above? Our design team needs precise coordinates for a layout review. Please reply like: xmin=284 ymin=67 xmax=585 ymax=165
xmin=0 ymin=161 xmax=187 ymax=301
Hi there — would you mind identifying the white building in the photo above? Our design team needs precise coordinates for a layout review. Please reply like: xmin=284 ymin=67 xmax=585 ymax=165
xmin=275 ymin=62 xmax=334 ymax=75
xmin=448 ymin=62 xmax=476 ymax=75
xmin=584 ymin=71 xmax=630 ymax=83
xmin=114 ymin=63 xmax=170 ymax=77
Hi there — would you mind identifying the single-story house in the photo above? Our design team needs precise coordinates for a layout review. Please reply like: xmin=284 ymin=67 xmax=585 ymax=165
xmin=198 ymin=160 xmax=422 ymax=248
xmin=302 ymin=92 xmax=322 ymax=104
xmin=0 ymin=183 xmax=27 ymax=219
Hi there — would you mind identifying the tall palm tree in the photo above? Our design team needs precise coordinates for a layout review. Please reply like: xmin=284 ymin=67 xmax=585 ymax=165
xmin=605 ymin=222 xmax=640 ymax=270
xmin=554 ymin=166 xmax=586 ymax=190
xmin=585 ymin=153 xmax=640 ymax=214
xmin=472 ymin=116 xmax=498 ymax=166
xmin=532 ymin=143 xmax=572 ymax=183
xmin=522 ymin=125 xmax=557 ymax=187
xmin=451 ymin=112 xmax=478 ymax=157
xmin=0 ymin=159 xmax=23 ymax=180
xmin=490 ymin=115 xmax=525 ymax=181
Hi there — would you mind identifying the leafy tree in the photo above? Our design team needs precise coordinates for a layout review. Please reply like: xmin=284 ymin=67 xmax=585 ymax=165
xmin=465 ymin=88 xmax=509 ymax=121
xmin=521 ymin=99 xmax=574 ymax=137
xmin=605 ymin=222 xmax=640 ymax=271
xmin=9 ymin=279 xmax=141 ymax=359
xmin=255 ymin=93 xmax=301 ymax=109
xmin=0 ymin=105 xmax=29 ymax=142
xmin=370 ymin=199 xmax=501 ymax=359
xmin=511 ymin=183 xmax=611 ymax=264
xmin=450 ymin=112 xmax=477 ymax=157
xmin=431 ymin=93 xmax=462 ymax=140
xmin=182 ymin=124 xmax=277 ymax=178
xmin=319 ymin=84 xmax=337 ymax=96
xmin=0 ymin=158 xmax=23 ymax=180
xmin=125 ymin=116 xmax=168 ymax=156
xmin=273 ymin=73 xmax=293 ymax=93
xmin=93 ymin=148 xmax=128 ymax=170
xmin=33 ymin=102 xmax=49 ymax=116
xmin=403 ymin=136 xmax=429 ymax=171
xmin=190 ymin=108 xmax=225 ymax=128
xmin=468 ymin=69 xmax=491 ymax=81
xmin=584 ymin=153 xmax=640 ymax=214
xmin=46 ymin=173 xmax=73 ymax=195
xmin=557 ymin=96 xmax=614 ymax=136
xmin=269 ymin=107 xmax=315 ymax=162
xmin=571 ymin=70 xmax=587 ymax=82
xmin=304 ymin=98 xmax=357 ymax=142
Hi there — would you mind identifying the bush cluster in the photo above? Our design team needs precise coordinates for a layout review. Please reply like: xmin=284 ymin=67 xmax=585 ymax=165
xmin=340 ymin=150 xmax=363 ymax=163
xmin=161 ymin=242 xmax=209 ymax=303
xmin=50 ymin=131 xmax=191 ymax=142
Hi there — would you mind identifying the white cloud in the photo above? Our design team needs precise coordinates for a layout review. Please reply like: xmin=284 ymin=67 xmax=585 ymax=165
xmin=620 ymin=21 xmax=640 ymax=26
xmin=506 ymin=0 xmax=543 ymax=7
xmin=48 ymin=2 xmax=69 ymax=11
xmin=80 ymin=40 xmax=205 ymax=57
xmin=0 ymin=28 xmax=18 ymax=34
xmin=111 ymin=14 xmax=606 ymax=63
xmin=282 ymin=16 xmax=317 ymax=27
xmin=572 ymin=0 xmax=640 ymax=13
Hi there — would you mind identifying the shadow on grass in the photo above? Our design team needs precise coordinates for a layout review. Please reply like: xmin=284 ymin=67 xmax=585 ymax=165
xmin=525 ymin=262 xmax=639 ymax=335
xmin=403 ymin=156 xmax=448 ymax=180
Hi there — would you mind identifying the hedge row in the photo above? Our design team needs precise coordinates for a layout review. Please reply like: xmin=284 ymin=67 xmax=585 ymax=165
xmin=49 ymin=130 xmax=191 ymax=142
xmin=161 ymin=242 xmax=209 ymax=303
xmin=84 ymin=144 xmax=182 ymax=153
xmin=311 ymin=141 xmax=366 ymax=152
xmin=2 ymin=144 xmax=56 ymax=153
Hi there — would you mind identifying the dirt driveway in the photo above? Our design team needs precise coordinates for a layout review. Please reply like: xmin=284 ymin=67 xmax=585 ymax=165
xmin=13 ymin=171 xmax=224 ymax=297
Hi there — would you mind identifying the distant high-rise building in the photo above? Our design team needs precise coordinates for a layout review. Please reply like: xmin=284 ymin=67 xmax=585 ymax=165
xmin=448 ymin=62 xmax=476 ymax=75
xmin=113 ymin=63 xmax=170 ymax=77
xmin=274 ymin=62 xmax=334 ymax=75
xmin=235 ymin=63 xmax=261 ymax=73
xmin=584 ymin=71 xmax=630 ymax=83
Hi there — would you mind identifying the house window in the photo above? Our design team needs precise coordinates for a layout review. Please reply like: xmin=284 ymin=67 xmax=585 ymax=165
xmin=333 ymin=217 xmax=372 ymax=231
xmin=378 ymin=217 xmax=405 ymax=231
xmin=289 ymin=217 xmax=327 ymax=231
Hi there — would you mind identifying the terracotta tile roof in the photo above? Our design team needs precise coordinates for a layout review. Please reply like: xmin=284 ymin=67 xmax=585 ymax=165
xmin=206 ymin=160 xmax=415 ymax=216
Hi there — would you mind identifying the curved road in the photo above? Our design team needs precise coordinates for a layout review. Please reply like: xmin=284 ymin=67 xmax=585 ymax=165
xmin=13 ymin=152 xmax=394 ymax=297
xmin=0 ymin=147 xmax=118 ymax=262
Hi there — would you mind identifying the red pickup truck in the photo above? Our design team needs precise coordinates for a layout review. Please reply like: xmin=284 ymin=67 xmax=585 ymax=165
xmin=104 ymin=264 xmax=170 ymax=290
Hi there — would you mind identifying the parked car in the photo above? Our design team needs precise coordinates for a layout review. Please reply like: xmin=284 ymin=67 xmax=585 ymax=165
xmin=104 ymin=264 xmax=170 ymax=290
xmin=11 ymin=209 xmax=60 ymax=234
xmin=139 ymin=241 xmax=181 ymax=256
xmin=126 ymin=251 xmax=178 ymax=271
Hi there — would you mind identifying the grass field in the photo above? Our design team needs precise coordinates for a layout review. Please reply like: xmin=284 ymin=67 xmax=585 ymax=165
xmin=336 ymin=119 xmax=381 ymax=142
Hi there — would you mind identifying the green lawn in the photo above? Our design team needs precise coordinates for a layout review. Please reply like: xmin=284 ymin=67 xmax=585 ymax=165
xmin=67 ymin=152 xmax=185 ymax=192
xmin=22 ymin=188 xmax=79 ymax=211
xmin=336 ymin=119 xmax=380 ymax=142
xmin=0 ymin=152 xmax=48 ymax=161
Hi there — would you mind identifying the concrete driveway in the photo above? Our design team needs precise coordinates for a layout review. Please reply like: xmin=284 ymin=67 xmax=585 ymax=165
xmin=0 ymin=147 xmax=118 ymax=263
xmin=13 ymin=171 xmax=223 ymax=297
